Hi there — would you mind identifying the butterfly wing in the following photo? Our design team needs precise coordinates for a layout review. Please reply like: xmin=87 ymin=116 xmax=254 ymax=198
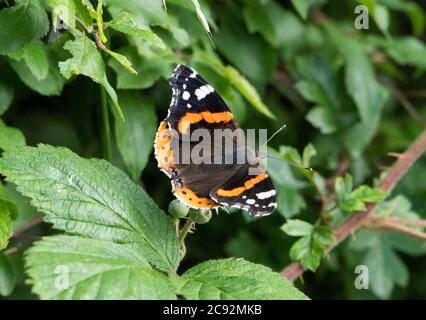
xmin=210 ymin=164 xmax=277 ymax=217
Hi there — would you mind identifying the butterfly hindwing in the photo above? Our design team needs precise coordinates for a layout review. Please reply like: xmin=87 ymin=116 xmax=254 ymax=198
xmin=210 ymin=164 xmax=277 ymax=217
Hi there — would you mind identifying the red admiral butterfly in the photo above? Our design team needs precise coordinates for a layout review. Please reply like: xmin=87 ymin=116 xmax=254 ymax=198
xmin=154 ymin=65 xmax=277 ymax=217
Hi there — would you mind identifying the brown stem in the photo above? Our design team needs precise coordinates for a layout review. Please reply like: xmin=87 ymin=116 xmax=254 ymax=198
xmin=12 ymin=214 xmax=43 ymax=239
xmin=384 ymin=216 xmax=426 ymax=227
xmin=281 ymin=128 xmax=426 ymax=282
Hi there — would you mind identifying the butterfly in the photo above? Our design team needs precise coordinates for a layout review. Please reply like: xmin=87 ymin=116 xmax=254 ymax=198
xmin=154 ymin=65 xmax=277 ymax=217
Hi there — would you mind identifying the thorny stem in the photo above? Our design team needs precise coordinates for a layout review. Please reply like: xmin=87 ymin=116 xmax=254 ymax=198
xmin=281 ymin=128 xmax=426 ymax=282
xmin=178 ymin=219 xmax=195 ymax=257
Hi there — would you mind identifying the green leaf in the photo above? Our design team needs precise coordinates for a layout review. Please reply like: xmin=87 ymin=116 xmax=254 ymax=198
xmin=0 ymin=253 xmax=16 ymax=296
xmin=189 ymin=0 xmax=212 ymax=38
xmin=275 ymin=185 xmax=307 ymax=219
xmin=291 ymin=0 xmax=323 ymax=20
xmin=0 ymin=183 xmax=19 ymax=221
xmin=215 ymin=5 xmax=277 ymax=84
xmin=9 ymin=49 xmax=65 ymax=96
xmin=281 ymin=219 xmax=313 ymax=237
xmin=114 ymin=92 xmax=157 ymax=180
xmin=175 ymin=258 xmax=308 ymax=300
xmin=8 ymin=41 xmax=49 ymax=80
xmin=0 ymin=0 xmax=49 ymax=55
xmin=107 ymin=12 xmax=165 ymax=49
xmin=26 ymin=235 xmax=176 ymax=300
xmin=81 ymin=0 xmax=97 ymax=18
xmin=386 ymin=37 xmax=426 ymax=69
xmin=105 ymin=49 xmax=137 ymax=75
xmin=243 ymin=0 xmax=300 ymax=48
xmin=0 ymin=78 xmax=14 ymax=115
xmin=59 ymin=31 xmax=124 ymax=121
xmin=288 ymin=225 xmax=335 ymax=271
xmin=0 ymin=202 xmax=12 ymax=250
xmin=108 ymin=46 xmax=174 ymax=90
xmin=349 ymin=230 xmax=410 ymax=299
xmin=225 ymin=66 xmax=274 ymax=119
xmin=351 ymin=185 xmax=387 ymax=203
xmin=306 ymin=106 xmax=338 ymax=134
xmin=0 ymin=119 xmax=26 ymax=151
xmin=0 ymin=145 xmax=180 ymax=272
xmin=105 ymin=0 xmax=167 ymax=26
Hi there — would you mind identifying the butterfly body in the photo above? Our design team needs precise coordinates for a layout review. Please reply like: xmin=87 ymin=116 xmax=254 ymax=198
xmin=154 ymin=65 xmax=277 ymax=216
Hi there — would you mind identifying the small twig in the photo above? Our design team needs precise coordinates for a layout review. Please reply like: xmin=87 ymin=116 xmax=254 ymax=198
xmin=281 ymin=128 xmax=426 ymax=281
xmin=12 ymin=214 xmax=43 ymax=239
xmin=384 ymin=216 xmax=426 ymax=227
xmin=383 ymin=81 xmax=426 ymax=128
xmin=368 ymin=220 xmax=426 ymax=242
xmin=4 ymin=247 xmax=19 ymax=255
xmin=325 ymin=157 xmax=349 ymax=189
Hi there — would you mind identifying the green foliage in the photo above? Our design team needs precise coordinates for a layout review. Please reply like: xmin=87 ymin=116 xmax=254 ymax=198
xmin=282 ymin=220 xmax=335 ymax=271
xmin=174 ymin=258 xmax=308 ymax=300
xmin=335 ymin=174 xmax=387 ymax=212
xmin=0 ymin=0 xmax=426 ymax=300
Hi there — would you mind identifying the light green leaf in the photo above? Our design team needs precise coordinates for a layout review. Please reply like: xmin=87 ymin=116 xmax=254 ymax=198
xmin=0 ymin=0 xmax=49 ymax=55
xmin=107 ymin=12 xmax=165 ymax=49
xmin=386 ymin=37 xmax=426 ymax=69
xmin=288 ymin=225 xmax=335 ymax=271
xmin=81 ymin=0 xmax=97 ymax=18
xmin=225 ymin=66 xmax=275 ymax=119
xmin=189 ymin=0 xmax=211 ymax=37
xmin=0 ymin=202 xmax=12 ymax=250
xmin=281 ymin=219 xmax=313 ymax=237
xmin=114 ymin=92 xmax=157 ymax=180
xmin=0 ymin=253 xmax=16 ymax=296
xmin=175 ymin=258 xmax=308 ymax=300
xmin=0 ymin=119 xmax=26 ymax=151
xmin=0 ymin=78 xmax=14 ymax=115
xmin=306 ymin=106 xmax=338 ymax=134
xmin=26 ymin=235 xmax=176 ymax=300
xmin=290 ymin=0 xmax=318 ymax=20
xmin=303 ymin=143 xmax=316 ymax=168
xmin=105 ymin=49 xmax=137 ymax=75
xmin=8 ymin=41 xmax=49 ymax=80
xmin=0 ymin=145 xmax=180 ymax=272
xmin=59 ymin=31 xmax=124 ymax=121
xmin=0 ymin=182 xmax=19 ymax=221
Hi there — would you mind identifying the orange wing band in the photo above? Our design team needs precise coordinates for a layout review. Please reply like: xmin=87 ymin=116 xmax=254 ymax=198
xmin=175 ymin=186 xmax=218 ymax=209
xmin=178 ymin=111 xmax=234 ymax=134
xmin=216 ymin=173 xmax=269 ymax=197
xmin=154 ymin=120 xmax=174 ymax=172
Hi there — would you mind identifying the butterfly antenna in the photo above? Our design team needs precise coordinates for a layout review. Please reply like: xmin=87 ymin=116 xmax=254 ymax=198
xmin=260 ymin=124 xmax=287 ymax=150
xmin=259 ymin=152 xmax=313 ymax=172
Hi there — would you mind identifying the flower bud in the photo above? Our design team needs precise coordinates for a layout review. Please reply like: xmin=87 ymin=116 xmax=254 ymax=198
xmin=189 ymin=208 xmax=212 ymax=224
xmin=168 ymin=200 xmax=189 ymax=218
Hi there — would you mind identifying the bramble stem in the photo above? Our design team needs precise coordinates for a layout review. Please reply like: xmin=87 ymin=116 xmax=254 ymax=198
xmin=281 ymin=128 xmax=426 ymax=282
xmin=178 ymin=219 xmax=195 ymax=257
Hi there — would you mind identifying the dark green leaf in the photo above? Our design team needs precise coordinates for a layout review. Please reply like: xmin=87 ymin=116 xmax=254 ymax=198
xmin=0 ymin=0 xmax=49 ymax=55
xmin=114 ymin=92 xmax=157 ymax=180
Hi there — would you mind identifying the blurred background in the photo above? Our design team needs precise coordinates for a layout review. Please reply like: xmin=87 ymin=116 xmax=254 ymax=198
xmin=1 ymin=0 xmax=426 ymax=299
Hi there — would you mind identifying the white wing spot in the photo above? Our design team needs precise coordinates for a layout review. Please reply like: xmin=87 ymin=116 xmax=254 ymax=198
xmin=183 ymin=84 xmax=187 ymax=89
xmin=268 ymin=202 xmax=277 ymax=208
xmin=182 ymin=91 xmax=190 ymax=100
xmin=246 ymin=199 xmax=256 ymax=205
xmin=195 ymin=85 xmax=214 ymax=100
xmin=256 ymin=190 xmax=276 ymax=200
